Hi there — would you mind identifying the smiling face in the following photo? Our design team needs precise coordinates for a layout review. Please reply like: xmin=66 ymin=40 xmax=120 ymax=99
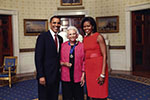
xmin=83 ymin=21 xmax=93 ymax=35
xmin=67 ymin=29 xmax=78 ymax=43
xmin=49 ymin=17 xmax=61 ymax=33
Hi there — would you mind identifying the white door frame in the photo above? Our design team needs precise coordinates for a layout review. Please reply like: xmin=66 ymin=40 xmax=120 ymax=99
xmin=0 ymin=9 xmax=20 ymax=73
xmin=125 ymin=3 xmax=150 ymax=71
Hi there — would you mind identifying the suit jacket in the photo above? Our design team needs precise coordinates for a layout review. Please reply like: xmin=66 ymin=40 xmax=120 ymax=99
xmin=35 ymin=30 xmax=63 ymax=86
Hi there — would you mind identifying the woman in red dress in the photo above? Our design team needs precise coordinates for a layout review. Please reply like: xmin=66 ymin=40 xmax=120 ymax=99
xmin=81 ymin=17 xmax=108 ymax=100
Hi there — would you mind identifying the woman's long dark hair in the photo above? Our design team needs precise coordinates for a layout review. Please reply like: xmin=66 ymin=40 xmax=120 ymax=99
xmin=81 ymin=17 xmax=97 ymax=35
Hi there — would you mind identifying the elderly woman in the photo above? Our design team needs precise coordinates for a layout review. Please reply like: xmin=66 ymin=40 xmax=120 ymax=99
xmin=60 ymin=26 xmax=85 ymax=100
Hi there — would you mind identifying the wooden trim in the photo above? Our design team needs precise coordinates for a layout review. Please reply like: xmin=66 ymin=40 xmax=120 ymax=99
xmin=19 ymin=46 xmax=125 ymax=52
xmin=20 ymin=48 xmax=35 ymax=52
xmin=109 ymin=46 xmax=125 ymax=49
xmin=16 ymin=72 xmax=35 ymax=77
xmin=19 ymin=46 xmax=125 ymax=53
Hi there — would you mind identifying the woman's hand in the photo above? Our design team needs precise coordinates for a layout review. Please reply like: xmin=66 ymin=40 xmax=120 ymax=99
xmin=60 ymin=62 xmax=72 ymax=68
xmin=80 ymin=72 xmax=85 ymax=87
xmin=97 ymin=76 xmax=105 ymax=85
xmin=65 ymin=62 xmax=72 ymax=68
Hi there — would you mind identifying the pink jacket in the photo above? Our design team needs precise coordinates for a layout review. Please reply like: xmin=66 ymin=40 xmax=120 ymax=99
xmin=60 ymin=41 xmax=85 ymax=83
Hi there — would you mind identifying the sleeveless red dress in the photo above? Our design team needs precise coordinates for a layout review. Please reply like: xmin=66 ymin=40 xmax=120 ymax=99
xmin=84 ymin=32 xmax=108 ymax=98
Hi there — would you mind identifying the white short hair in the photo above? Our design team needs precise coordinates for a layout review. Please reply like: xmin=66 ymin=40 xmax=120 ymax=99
xmin=67 ymin=26 xmax=79 ymax=35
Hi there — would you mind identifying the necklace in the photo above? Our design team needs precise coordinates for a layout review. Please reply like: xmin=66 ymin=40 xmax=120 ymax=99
xmin=68 ymin=41 xmax=78 ymax=58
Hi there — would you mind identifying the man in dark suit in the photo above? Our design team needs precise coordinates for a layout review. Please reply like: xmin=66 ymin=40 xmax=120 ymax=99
xmin=35 ymin=16 xmax=63 ymax=100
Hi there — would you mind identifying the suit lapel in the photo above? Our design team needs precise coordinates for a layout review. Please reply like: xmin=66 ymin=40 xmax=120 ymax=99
xmin=57 ymin=35 xmax=62 ymax=53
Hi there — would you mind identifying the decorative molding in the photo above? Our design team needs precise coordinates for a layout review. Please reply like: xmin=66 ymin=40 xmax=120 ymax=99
xmin=55 ymin=10 xmax=87 ymax=16
xmin=109 ymin=46 xmax=125 ymax=49
xmin=110 ymin=50 xmax=127 ymax=70
xmin=20 ymin=48 xmax=35 ymax=52
xmin=126 ymin=3 xmax=150 ymax=11
xmin=57 ymin=6 xmax=84 ymax=10
xmin=0 ymin=9 xmax=18 ymax=15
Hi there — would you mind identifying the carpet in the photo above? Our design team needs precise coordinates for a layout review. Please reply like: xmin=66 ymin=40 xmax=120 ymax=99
xmin=108 ymin=76 xmax=150 ymax=100
xmin=0 ymin=75 xmax=150 ymax=100
xmin=0 ymin=79 xmax=37 ymax=100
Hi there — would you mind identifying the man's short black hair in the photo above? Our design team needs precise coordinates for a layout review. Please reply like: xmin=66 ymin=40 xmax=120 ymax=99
xmin=49 ymin=16 xmax=61 ymax=23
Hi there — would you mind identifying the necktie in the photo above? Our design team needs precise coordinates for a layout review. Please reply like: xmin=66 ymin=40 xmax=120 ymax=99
xmin=54 ymin=34 xmax=58 ymax=49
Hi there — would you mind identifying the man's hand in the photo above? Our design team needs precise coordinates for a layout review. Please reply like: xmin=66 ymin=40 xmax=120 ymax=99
xmin=39 ymin=77 xmax=46 ymax=86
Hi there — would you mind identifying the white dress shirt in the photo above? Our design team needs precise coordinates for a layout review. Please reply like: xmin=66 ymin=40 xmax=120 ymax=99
xmin=50 ymin=29 xmax=60 ymax=52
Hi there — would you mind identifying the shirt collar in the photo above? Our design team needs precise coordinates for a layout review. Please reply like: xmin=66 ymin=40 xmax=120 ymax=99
xmin=50 ymin=29 xmax=58 ymax=36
